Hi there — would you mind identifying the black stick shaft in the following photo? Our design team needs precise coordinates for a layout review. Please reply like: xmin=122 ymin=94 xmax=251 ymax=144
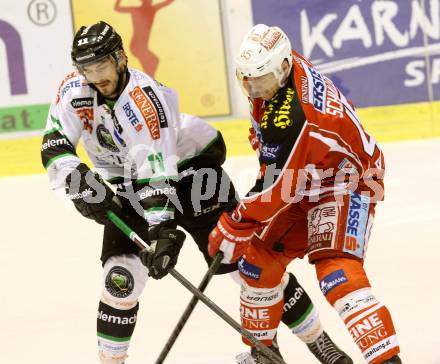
xmin=107 ymin=211 xmax=286 ymax=364
xmin=155 ymin=253 xmax=223 ymax=364
xmin=167 ymin=269 xmax=286 ymax=364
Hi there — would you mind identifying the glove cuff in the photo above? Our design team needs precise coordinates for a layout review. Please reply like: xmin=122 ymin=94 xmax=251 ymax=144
xmin=148 ymin=219 xmax=178 ymax=240
xmin=65 ymin=162 xmax=91 ymax=185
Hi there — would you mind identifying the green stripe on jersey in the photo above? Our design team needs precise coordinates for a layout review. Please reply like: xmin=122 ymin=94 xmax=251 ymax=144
xmin=136 ymin=175 xmax=178 ymax=184
xmin=45 ymin=152 xmax=75 ymax=169
xmin=178 ymin=132 xmax=220 ymax=168
xmin=144 ymin=207 xmax=175 ymax=213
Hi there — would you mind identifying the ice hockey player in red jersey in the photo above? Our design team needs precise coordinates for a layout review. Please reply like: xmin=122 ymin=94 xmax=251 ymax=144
xmin=209 ymin=24 xmax=402 ymax=364
xmin=42 ymin=21 xmax=354 ymax=364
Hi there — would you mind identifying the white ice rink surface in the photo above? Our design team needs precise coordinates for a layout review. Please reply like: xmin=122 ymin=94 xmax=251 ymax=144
xmin=1 ymin=138 xmax=440 ymax=364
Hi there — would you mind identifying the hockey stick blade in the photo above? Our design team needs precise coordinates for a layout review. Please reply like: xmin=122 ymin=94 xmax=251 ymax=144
xmin=236 ymin=352 xmax=256 ymax=364
xmin=106 ymin=211 xmax=286 ymax=364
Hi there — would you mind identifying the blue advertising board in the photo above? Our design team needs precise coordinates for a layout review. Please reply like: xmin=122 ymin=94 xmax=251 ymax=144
xmin=251 ymin=0 xmax=440 ymax=107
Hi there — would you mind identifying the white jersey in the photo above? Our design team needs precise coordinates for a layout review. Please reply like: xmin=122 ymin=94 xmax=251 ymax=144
xmin=42 ymin=68 xmax=218 ymax=189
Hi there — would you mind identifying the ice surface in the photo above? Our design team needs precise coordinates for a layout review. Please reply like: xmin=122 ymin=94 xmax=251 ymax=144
xmin=1 ymin=139 xmax=439 ymax=363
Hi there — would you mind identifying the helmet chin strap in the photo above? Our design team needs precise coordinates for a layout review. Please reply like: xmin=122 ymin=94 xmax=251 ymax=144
xmin=96 ymin=63 xmax=128 ymax=100
xmin=88 ymin=67 xmax=128 ymax=100
xmin=276 ymin=64 xmax=291 ymax=88
xmin=111 ymin=51 xmax=129 ymax=98
xmin=113 ymin=66 xmax=129 ymax=98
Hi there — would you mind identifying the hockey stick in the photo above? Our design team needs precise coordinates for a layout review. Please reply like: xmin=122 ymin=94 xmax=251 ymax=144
xmin=155 ymin=252 xmax=223 ymax=364
xmin=106 ymin=211 xmax=286 ymax=364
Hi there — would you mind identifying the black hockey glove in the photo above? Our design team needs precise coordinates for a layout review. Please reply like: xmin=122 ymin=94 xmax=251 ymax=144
xmin=65 ymin=163 xmax=116 ymax=225
xmin=139 ymin=222 xmax=186 ymax=279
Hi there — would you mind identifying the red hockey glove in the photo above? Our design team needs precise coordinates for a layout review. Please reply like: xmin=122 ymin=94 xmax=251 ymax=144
xmin=208 ymin=212 xmax=256 ymax=264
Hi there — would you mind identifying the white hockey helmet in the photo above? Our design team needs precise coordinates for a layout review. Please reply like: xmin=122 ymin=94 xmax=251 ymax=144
xmin=235 ymin=24 xmax=293 ymax=99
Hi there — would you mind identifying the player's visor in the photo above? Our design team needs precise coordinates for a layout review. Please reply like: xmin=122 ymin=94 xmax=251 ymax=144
xmin=76 ymin=56 xmax=117 ymax=80
xmin=236 ymin=71 xmax=279 ymax=100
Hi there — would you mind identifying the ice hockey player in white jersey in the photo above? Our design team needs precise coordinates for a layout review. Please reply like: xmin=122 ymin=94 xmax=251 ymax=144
xmin=41 ymin=21 xmax=353 ymax=364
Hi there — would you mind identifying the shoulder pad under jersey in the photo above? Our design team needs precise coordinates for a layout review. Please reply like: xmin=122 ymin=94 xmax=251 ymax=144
xmin=54 ymin=71 xmax=94 ymax=108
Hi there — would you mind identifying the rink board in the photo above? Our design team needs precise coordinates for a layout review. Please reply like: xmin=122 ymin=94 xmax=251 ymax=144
xmin=1 ymin=101 xmax=440 ymax=177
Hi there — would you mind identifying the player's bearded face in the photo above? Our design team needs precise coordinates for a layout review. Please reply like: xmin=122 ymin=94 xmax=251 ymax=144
xmin=239 ymin=72 xmax=280 ymax=101
xmin=80 ymin=56 xmax=123 ymax=98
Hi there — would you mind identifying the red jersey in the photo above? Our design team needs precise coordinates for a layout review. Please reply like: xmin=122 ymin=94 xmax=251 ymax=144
xmin=236 ymin=51 xmax=385 ymax=224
